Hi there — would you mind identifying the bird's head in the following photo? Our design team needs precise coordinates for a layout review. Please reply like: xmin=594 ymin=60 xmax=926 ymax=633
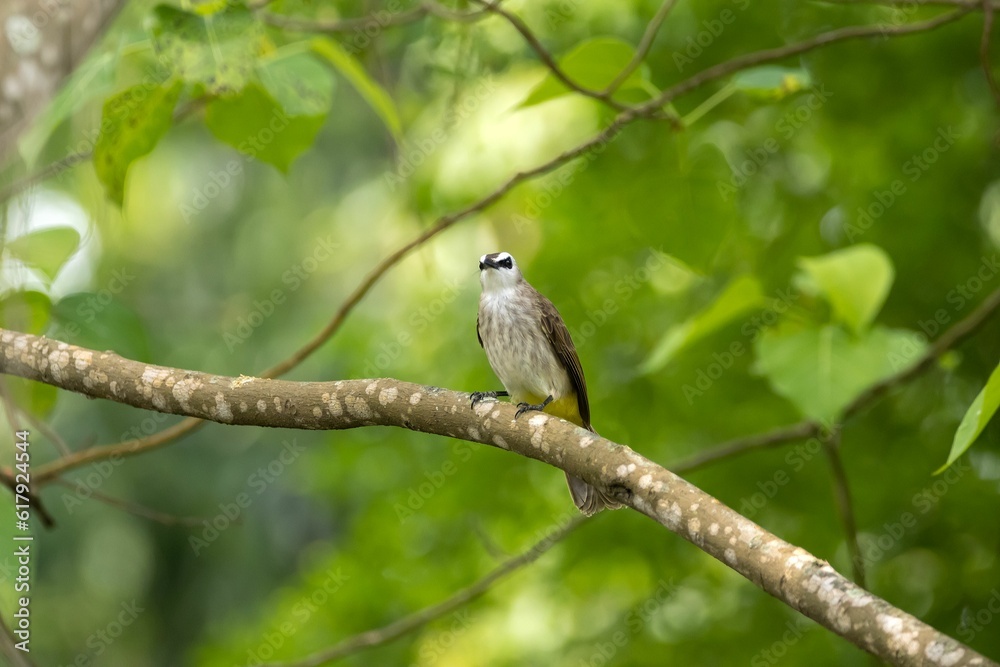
xmin=479 ymin=251 xmax=522 ymax=292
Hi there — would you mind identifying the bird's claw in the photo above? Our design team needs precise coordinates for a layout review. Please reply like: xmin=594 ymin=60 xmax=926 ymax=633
xmin=471 ymin=391 xmax=497 ymax=408
xmin=515 ymin=402 xmax=541 ymax=419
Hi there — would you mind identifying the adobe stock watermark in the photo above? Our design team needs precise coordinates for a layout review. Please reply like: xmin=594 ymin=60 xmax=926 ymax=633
xmin=68 ymin=62 xmax=171 ymax=157
xmin=180 ymin=106 xmax=292 ymax=223
xmin=418 ymin=610 xmax=475 ymax=663
xmin=58 ymin=600 xmax=144 ymax=667
xmin=341 ymin=0 xmax=411 ymax=54
xmin=876 ymin=0 xmax=924 ymax=37
xmin=852 ymin=459 xmax=971 ymax=571
xmin=512 ymin=133 xmax=613 ymax=233
xmin=578 ymin=578 xmax=679 ymax=666
xmin=736 ymin=420 xmax=838 ymax=520
xmin=189 ymin=438 xmax=306 ymax=555
xmin=681 ymin=285 xmax=801 ymax=404
xmin=383 ymin=74 xmax=496 ymax=191
xmin=47 ymin=267 xmax=137 ymax=346
xmin=672 ymin=0 xmax=751 ymax=72
xmin=749 ymin=616 xmax=815 ymax=667
xmin=844 ymin=125 xmax=960 ymax=241
xmin=886 ymin=253 xmax=1000 ymax=372
xmin=717 ymin=85 xmax=833 ymax=201
xmin=62 ymin=410 xmax=173 ymax=514
xmin=361 ymin=276 xmax=466 ymax=378
xmin=393 ymin=441 xmax=474 ymax=522
xmin=957 ymin=588 xmax=1000 ymax=643
xmin=222 ymin=235 xmax=339 ymax=351
xmin=569 ymin=247 xmax=672 ymax=351
xmin=546 ymin=0 xmax=581 ymax=28
xmin=239 ymin=567 xmax=350 ymax=667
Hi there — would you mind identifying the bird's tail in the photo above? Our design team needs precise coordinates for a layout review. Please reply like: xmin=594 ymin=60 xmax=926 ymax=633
xmin=565 ymin=425 xmax=623 ymax=516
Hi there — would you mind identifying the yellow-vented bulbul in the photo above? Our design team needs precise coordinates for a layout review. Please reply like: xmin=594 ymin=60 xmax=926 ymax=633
xmin=472 ymin=251 xmax=621 ymax=515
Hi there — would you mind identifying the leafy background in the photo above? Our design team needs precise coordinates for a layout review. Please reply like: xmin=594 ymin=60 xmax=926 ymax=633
xmin=1 ymin=0 xmax=999 ymax=665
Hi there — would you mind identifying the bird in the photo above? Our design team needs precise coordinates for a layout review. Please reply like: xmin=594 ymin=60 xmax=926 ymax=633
xmin=472 ymin=251 xmax=622 ymax=515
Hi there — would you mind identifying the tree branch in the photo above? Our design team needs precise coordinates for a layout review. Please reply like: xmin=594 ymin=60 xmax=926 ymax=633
xmin=671 ymin=420 xmax=822 ymax=474
xmin=472 ymin=0 xmax=629 ymax=111
xmin=604 ymin=0 xmax=680 ymax=95
xmin=822 ymin=433 xmax=866 ymax=587
xmin=842 ymin=284 xmax=1000 ymax=420
xmin=672 ymin=285 xmax=1000 ymax=473
xmin=643 ymin=7 xmax=975 ymax=111
xmin=266 ymin=515 xmax=588 ymax=666
xmin=1 ymin=327 xmax=995 ymax=667
xmin=51 ymin=478 xmax=207 ymax=527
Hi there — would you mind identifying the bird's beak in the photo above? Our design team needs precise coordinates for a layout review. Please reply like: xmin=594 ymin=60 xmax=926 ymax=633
xmin=482 ymin=258 xmax=499 ymax=270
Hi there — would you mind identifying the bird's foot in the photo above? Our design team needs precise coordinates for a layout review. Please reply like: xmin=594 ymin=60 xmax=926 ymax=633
xmin=470 ymin=390 xmax=509 ymax=408
xmin=515 ymin=395 xmax=553 ymax=419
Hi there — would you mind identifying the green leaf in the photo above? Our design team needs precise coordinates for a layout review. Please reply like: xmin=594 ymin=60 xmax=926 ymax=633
xmin=642 ymin=274 xmax=764 ymax=373
xmin=522 ymin=37 xmax=654 ymax=108
xmin=754 ymin=324 xmax=925 ymax=423
xmin=797 ymin=244 xmax=894 ymax=335
xmin=937 ymin=361 xmax=1000 ymax=473
xmin=257 ymin=45 xmax=336 ymax=117
xmin=93 ymin=80 xmax=182 ymax=205
xmin=311 ymin=38 xmax=402 ymax=144
xmin=732 ymin=66 xmax=813 ymax=100
xmin=6 ymin=228 xmax=81 ymax=281
xmin=0 ymin=291 xmax=52 ymax=334
xmin=205 ymin=83 xmax=326 ymax=172
xmin=147 ymin=3 xmax=263 ymax=94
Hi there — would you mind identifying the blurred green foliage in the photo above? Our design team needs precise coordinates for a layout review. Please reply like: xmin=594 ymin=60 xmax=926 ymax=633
xmin=1 ymin=0 xmax=999 ymax=665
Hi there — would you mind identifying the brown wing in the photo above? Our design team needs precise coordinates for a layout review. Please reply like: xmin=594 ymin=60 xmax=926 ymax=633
xmin=538 ymin=295 xmax=591 ymax=429
xmin=476 ymin=313 xmax=483 ymax=348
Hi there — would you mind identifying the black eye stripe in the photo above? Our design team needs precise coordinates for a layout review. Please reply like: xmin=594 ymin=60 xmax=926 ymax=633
xmin=501 ymin=257 xmax=513 ymax=268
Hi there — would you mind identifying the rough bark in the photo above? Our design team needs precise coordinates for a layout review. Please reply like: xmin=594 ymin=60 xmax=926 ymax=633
xmin=0 ymin=327 xmax=995 ymax=667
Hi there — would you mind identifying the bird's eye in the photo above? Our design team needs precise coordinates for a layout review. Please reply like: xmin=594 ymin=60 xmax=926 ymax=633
xmin=501 ymin=257 xmax=513 ymax=269
xmin=479 ymin=261 xmax=485 ymax=270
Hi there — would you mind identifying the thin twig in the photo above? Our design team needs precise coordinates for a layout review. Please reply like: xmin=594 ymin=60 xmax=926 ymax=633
xmin=671 ymin=421 xmax=821 ymax=474
xmin=822 ymin=432 xmax=866 ymax=588
xmin=0 ymin=151 xmax=91 ymax=206
xmin=258 ymin=1 xmax=487 ymax=33
xmin=52 ymin=478 xmax=207 ymax=527
xmin=672 ymin=285 xmax=1000 ymax=474
xmin=0 ymin=468 xmax=55 ymax=527
xmin=0 ymin=99 xmax=201 ymax=207
xmin=265 ymin=515 xmax=589 ymax=667
xmin=644 ymin=7 xmax=974 ymax=111
xmin=35 ymin=418 xmax=203 ymax=484
xmin=0 ymin=378 xmax=71 ymax=456
xmin=842 ymin=285 xmax=1000 ymax=419
xmin=259 ymin=5 xmax=427 ymax=33
xmin=604 ymin=0 xmax=680 ymax=94
xmin=980 ymin=0 xmax=1000 ymax=108
xmin=473 ymin=0 xmax=629 ymax=111
xmin=0 ymin=382 xmax=56 ymax=526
